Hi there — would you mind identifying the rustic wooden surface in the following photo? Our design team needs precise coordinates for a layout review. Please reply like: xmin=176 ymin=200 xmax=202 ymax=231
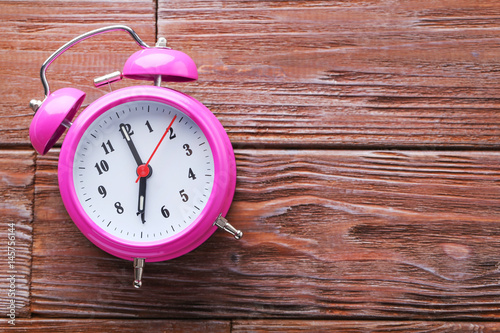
xmin=1 ymin=0 xmax=500 ymax=331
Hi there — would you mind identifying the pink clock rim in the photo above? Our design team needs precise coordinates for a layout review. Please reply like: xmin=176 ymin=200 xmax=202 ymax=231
xmin=58 ymin=86 xmax=236 ymax=262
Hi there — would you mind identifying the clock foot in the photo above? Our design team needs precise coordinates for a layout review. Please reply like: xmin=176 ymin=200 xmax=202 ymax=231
xmin=214 ymin=214 xmax=243 ymax=240
xmin=133 ymin=257 xmax=145 ymax=288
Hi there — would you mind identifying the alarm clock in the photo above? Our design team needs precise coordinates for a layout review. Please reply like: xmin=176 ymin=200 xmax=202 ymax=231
xmin=28 ymin=25 xmax=242 ymax=288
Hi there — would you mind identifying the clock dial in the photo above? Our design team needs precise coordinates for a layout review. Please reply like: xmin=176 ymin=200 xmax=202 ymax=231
xmin=73 ymin=100 xmax=215 ymax=242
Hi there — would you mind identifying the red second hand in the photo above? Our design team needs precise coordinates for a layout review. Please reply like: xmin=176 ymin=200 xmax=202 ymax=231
xmin=136 ymin=115 xmax=177 ymax=183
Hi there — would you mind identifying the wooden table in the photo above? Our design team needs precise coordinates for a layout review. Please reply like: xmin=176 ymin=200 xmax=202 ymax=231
xmin=2 ymin=0 xmax=500 ymax=331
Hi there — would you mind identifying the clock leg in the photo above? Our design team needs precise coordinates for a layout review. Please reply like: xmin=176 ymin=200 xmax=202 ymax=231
xmin=133 ymin=257 xmax=145 ymax=288
xmin=213 ymin=214 xmax=243 ymax=240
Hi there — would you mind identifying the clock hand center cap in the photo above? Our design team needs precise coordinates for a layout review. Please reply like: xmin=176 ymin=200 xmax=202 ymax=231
xmin=137 ymin=164 xmax=152 ymax=179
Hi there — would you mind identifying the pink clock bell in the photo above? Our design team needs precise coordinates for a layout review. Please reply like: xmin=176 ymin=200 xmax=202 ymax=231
xmin=28 ymin=25 xmax=242 ymax=288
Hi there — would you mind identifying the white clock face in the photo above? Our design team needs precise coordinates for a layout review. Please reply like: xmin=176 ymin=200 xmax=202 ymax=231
xmin=73 ymin=100 xmax=214 ymax=242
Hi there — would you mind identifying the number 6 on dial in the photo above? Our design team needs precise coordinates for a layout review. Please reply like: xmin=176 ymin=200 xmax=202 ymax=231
xmin=28 ymin=25 xmax=242 ymax=288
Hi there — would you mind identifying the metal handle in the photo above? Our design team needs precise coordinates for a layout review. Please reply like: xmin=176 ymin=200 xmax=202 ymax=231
xmin=39 ymin=25 xmax=150 ymax=97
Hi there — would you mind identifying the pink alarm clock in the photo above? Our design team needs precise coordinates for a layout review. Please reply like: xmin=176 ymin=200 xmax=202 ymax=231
xmin=28 ymin=25 xmax=242 ymax=288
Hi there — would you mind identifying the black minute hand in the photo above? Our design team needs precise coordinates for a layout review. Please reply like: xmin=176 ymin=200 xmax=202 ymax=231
xmin=119 ymin=123 xmax=143 ymax=166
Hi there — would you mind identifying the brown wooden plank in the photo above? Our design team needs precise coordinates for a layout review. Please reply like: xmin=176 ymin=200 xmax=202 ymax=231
xmin=0 ymin=0 xmax=156 ymax=145
xmin=158 ymin=0 xmax=500 ymax=148
xmin=233 ymin=320 xmax=500 ymax=333
xmin=0 ymin=150 xmax=35 ymax=319
xmin=10 ymin=319 xmax=500 ymax=332
xmin=11 ymin=319 xmax=229 ymax=332
xmin=32 ymin=149 xmax=500 ymax=319
xmin=4 ymin=0 xmax=500 ymax=147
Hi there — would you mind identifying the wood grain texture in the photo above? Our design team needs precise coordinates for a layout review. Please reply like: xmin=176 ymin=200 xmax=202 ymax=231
xmin=9 ymin=319 xmax=500 ymax=332
xmin=2 ymin=0 xmax=500 ymax=330
xmin=0 ymin=151 xmax=35 ymax=318
xmin=31 ymin=149 xmax=500 ymax=320
xmin=158 ymin=0 xmax=500 ymax=148
xmin=3 ymin=0 xmax=500 ymax=149
xmin=0 ymin=0 xmax=155 ymax=145
xmin=12 ymin=319 xmax=229 ymax=332
xmin=233 ymin=320 xmax=500 ymax=333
